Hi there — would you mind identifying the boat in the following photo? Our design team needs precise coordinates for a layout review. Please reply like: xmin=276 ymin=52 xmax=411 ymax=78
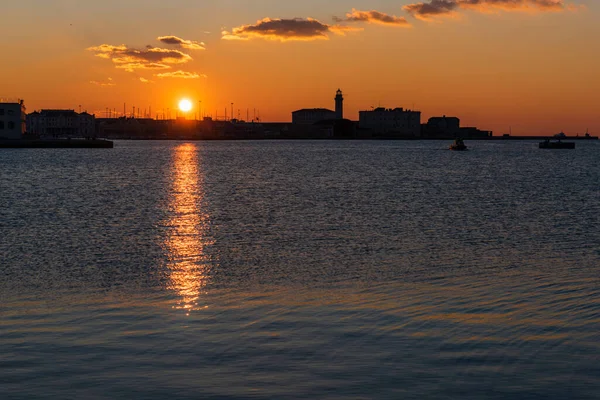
xmin=449 ymin=138 xmax=468 ymax=151
xmin=539 ymin=133 xmax=575 ymax=149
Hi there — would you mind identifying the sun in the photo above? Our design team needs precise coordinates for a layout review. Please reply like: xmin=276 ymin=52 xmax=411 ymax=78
xmin=179 ymin=99 xmax=193 ymax=113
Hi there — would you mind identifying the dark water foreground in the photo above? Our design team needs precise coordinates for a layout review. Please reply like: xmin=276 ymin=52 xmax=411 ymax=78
xmin=1 ymin=141 xmax=599 ymax=399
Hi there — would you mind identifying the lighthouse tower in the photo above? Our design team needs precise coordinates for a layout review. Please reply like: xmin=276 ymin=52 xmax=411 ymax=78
xmin=335 ymin=89 xmax=344 ymax=120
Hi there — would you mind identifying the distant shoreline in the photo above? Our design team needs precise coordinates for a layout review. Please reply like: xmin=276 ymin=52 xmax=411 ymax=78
xmin=98 ymin=136 xmax=598 ymax=141
xmin=1 ymin=136 xmax=596 ymax=147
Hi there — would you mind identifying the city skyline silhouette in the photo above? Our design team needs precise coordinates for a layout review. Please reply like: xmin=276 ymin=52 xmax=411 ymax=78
xmin=1 ymin=0 xmax=597 ymax=135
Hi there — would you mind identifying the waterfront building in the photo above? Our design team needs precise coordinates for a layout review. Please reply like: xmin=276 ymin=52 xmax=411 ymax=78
xmin=459 ymin=126 xmax=493 ymax=139
xmin=27 ymin=110 xmax=96 ymax=138
xmin=421 ymin=116 xmax=460 ymax=138
xmin=359 ymin=107 xmax=421 ymax=137
xmin=421 ymin=115 xmax=492 ymax=139
xmin=292 ymin=89 xmax=345 ymax=125
xmin=0 ymin=99 xmax=26 ymax=139
xmin=292 ymin=108 xmax=336 ymax=125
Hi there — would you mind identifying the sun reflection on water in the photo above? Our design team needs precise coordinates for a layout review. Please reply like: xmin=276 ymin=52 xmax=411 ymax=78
xmin=165 ymin=143 xmax=212 ymax=313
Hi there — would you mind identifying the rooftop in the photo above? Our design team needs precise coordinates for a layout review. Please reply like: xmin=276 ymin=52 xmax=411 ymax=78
xmin=292 ymin=108 xmax=335 ymax=113
xmin=362 ymin=107 xmax=420 ymax=113
xmin=34 ymin=109 xmax=80 ymax=116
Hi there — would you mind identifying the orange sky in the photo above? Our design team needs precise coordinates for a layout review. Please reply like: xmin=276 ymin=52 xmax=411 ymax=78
xmin=0 ymin=0 xmax=597 ymax=135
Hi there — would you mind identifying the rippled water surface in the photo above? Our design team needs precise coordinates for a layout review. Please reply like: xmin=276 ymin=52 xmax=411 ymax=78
xmin=1 ymin=140 xmax=599 ymax=399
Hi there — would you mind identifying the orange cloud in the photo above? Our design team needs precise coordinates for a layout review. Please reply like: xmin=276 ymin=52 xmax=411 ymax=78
xmin=403 ymin=0 xmax=457 ymax=20
xmin=404 ymin=0 xmax=570 ymax=20
xmin=87 ymin=43 xmax=192 ymax=72
xmin=88 ymin=44 xmax=128 ymax=53
xmin=157 ymin=36 xmax=206 ymax=50
xmin=115 ymin=63 xmax=171 ymax=72
xmin=154 ymin=71 xmax=206 ymax=79
xmin=90 ymin=78 xmax=116 ymax=87
xmin=222 ymin=17 xmax=358 ymax=41
xmin=335 ymin=9 xmax=411 ymax=26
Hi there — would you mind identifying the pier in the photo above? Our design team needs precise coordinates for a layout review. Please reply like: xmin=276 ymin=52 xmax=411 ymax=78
xmin=0 ymin=139 xmax=114 ymax=148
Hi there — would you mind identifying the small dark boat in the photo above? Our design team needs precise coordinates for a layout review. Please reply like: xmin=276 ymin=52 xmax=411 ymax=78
xmin=539 ymin=139 xmax=575 ymax=149
xmin=449 ymin=138 xmax=468 ymax=151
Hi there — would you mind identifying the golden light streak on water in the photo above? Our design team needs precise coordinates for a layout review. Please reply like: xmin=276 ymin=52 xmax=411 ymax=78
xmin=165 ymin=143 xmax=212 ymax=313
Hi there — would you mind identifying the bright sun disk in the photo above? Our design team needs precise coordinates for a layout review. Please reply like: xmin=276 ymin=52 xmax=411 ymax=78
xmin=179 ymin=99 xmax=192 ymax=112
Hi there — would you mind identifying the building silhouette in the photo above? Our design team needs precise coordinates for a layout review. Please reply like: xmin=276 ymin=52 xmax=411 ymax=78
xmin=422 ymin=116 xmax=461 ymax=138
xmin=292 ymin=108 xmax=336 ymax=125
xmin=421 ymin=115 xmax=492 ymax=138
xmin=0 ymin=99 xmax=26 ymax=139
xmin=292 ymin=89 xmax=345 ymax=125
xmin=27 ymin=110 xmax=95 ymax=138
xmin=359 ymin=107 xmax=421 ymax=137
xmin=335 ymin=89 xmax=344 ymax=120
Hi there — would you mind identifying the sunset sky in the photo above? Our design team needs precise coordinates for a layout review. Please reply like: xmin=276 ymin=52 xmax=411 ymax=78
xmin=1 ymin=0 xmax=597 ymax=135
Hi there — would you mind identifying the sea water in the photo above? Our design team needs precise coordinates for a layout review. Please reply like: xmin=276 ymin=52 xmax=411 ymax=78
xmin=1 ymin=140 xmax=599 ymax=399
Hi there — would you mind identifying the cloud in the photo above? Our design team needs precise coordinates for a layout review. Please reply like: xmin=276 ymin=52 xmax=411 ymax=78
xmin=154 ymin=70 xmax=206 ymax=79
xmin=222 ymin=17 xmax=360 ymax=41
xmin=335 ymin=9 xmax=411 ymax=26
xmin=157 ymin=35 xmax=206 ymax=50
xmin=115 ymin=62 xmax=172 ymax=72
xmin=460 ymin=0 xmax=566 ymax=13
xmin=404 ymin=0 xmax=459 ymax=19
xmin=88 ymin=44 xmax=128 ymax=54
xmin=90 ymin=78 xmax=116 ymax=87
xmin=404 ymin=0 xmax=570 ymax=20
xmin=329 ymin=25 xmax=364 ymax=35
xmin=87 ymin=43 xmax=192 ymax=72
xmin=139 ymin=77 xmax=153 ymax=84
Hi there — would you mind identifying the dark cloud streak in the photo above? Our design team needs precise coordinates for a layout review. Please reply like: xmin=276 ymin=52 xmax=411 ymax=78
xmin=157 ymin=36 xmax=205 ymax=50
xmin=87 ymin=44 xmax=192 ymax=72
xmin=222 ymin=18 xmax=359 ymax=41
xmin=335 ymin=9 xmax=411 ymax=26
xmin=404 ymin=0 xmax=568 ymax=20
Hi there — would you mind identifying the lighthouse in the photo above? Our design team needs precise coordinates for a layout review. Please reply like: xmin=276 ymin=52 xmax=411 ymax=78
xmin=335 ymin=89 xmax=344 ymax=120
